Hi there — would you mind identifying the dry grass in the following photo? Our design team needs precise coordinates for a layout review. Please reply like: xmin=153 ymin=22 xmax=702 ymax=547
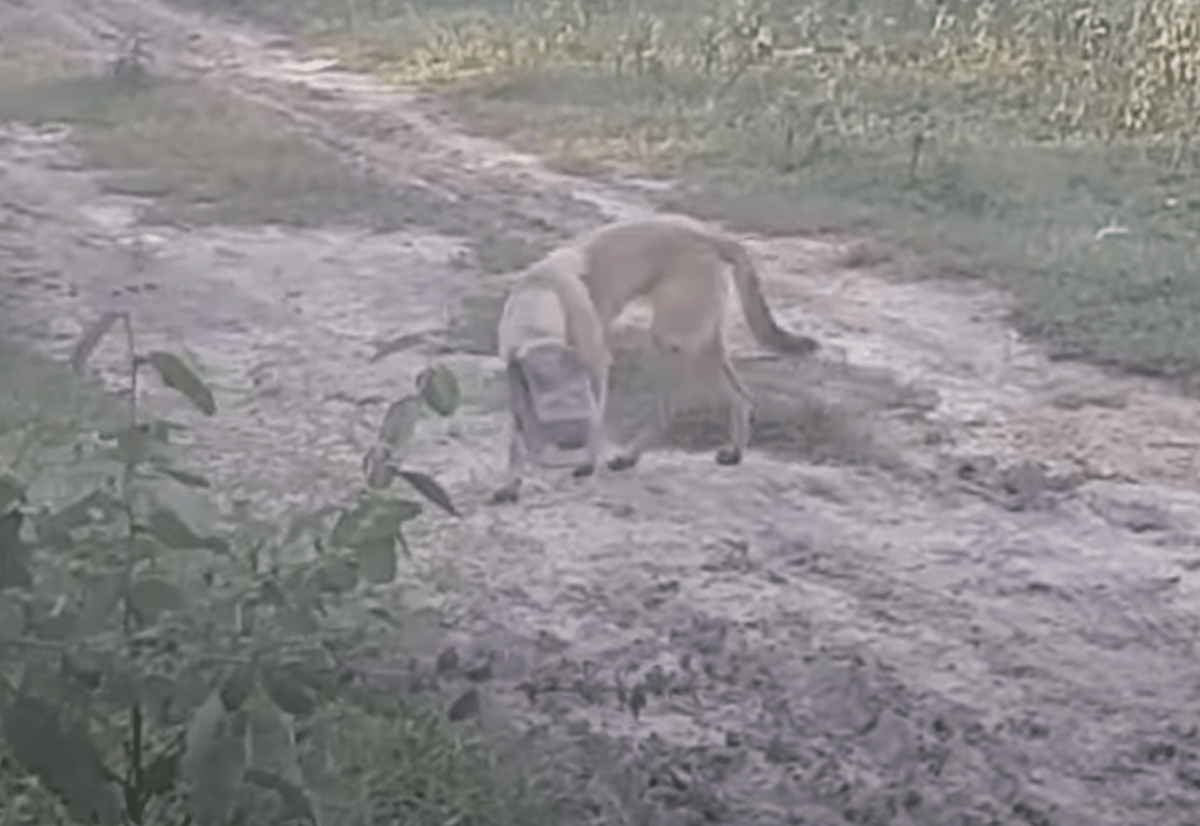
xmin=222 ymin=0 xmax=1200 ymax=382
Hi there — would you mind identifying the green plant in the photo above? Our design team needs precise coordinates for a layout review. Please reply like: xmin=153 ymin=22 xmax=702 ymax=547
xmin=0 ymin=306 xmax=495 ymax=825
xmin=110 ymin=31 xmax=153 ymax=90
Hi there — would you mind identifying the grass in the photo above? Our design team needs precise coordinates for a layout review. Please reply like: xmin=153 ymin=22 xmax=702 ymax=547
xmin=298 ymin=694 xmax=563 ymax=826
xmin=0 ymin=71 xmax=438 ymax=230
xmin=199 ymin=0 xmax=1200 ymax=383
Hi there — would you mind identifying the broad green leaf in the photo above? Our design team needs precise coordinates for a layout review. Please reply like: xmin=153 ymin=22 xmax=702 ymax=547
xmin=32 ymin=606 xmax=77 ymax=641
xmin=145 ymin=505 xmax=228 ymax=554
xmin=315 ymin=558 xmax=358 ymax=594
xmin=281 ymin=603 xmax=320 ymax=635
xmin=245 ymin=693 xmax=304 ymax=785
xmin=41 ymin=489 xmax=123 ymax=533
xmin=63 ymin=651 xmax=104 ymax=691
xmin=182 ymin=691 xmax=245 ymax=826
xmin=151 ymin=465 xmax=212 ymax=488
xmin=127 ymin=576 xmax=187 ymax=625
xmin=331 ymin=497 xmax=421 ymax=551
xmin=77 ymin=570 xmax=124 ymax=635
xmin=398 ymin=469 xmax=459 ymax=517
xmin=0 ymin=472 xmax=25 ymax=513
xmin=130 ymin=533 xmax=166 ymax=565
xmin=355 ymin=536 xmax=397 ymax=584
xmin=33 ymin=516 xmax=74 ymax=553
xmin=146 ymin=351 xmax=216 ymax=416
xmin=148 ymin=419 xmax=188 ymax=444
xmin=280 ymin=577 xmax=325 ymax=634
xmin=115 ymin=424 xmax=155 ymax=466
xmin=257 ymin=579 xmax=288 ymax=609
xmin=261 ymin=666 xmax=318 ymax=719
xmin=156 ymin=468 xmax=212 ymax=487
xmin=328 ymin=505 xmax=364 ymax=549
xmin=377 ymin=394 xmax=421 ymax=450
xmin=220 ymin=665 xmax=256 ymax=713
xmin=4 ymin=693 xmax=123 ymax=825
xmin=130 ymin=673 xmax=177 ymax=724
xmin=282 ymin=504 xmax=341 ymax=547
xmin=70 ymin=311 xmax=121 ymax=374
xmin=0 ymin=510 xmax=32 ymax=590
xmin=0 ymin=593 xmax=25 ymax=640
xmin=142 ymin=749 xmax=179 ymax=797
xmin=418 ymin=363 xmax=461 ymax=417
xmin=278 ymin=661 xmax=334 ymax=695
xmin=244 ymin=768 xmax=316 ymax=825
xmin=362 ymin=445 xmax=397 ymax=489
xmin=447 ymin=687 xmax=481 ymax=722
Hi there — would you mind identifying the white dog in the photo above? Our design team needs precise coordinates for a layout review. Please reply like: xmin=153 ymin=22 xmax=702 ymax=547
xmin=491 ymin=247 xmax=611 ymax=504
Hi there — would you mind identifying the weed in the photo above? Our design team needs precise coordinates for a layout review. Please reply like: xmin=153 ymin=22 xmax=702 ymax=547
xmin=0 ymin=314 xmax=557 ymax=825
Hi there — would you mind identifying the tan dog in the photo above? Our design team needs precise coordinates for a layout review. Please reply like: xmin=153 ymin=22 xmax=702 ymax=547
xmin=491 ymin=247 xmax=612 ymax=504
xmin=574 ymin=215 xmax=819 ymax=470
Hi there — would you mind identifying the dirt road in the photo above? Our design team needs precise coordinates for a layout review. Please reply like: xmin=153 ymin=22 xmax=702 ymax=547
xmin=5 ymin=1 xmax=1200 ymax=823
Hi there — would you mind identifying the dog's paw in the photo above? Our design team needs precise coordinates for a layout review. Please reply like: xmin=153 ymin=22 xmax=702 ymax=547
xmin=489 ymin=484 xmax=521 ymax=505
xmin=715 ymin=446 xmax=743 ymax=466
xmin=607 ymin=454 xmax=639 ymax=472
xmin=572 ymin=463 xmax=596 ymax=478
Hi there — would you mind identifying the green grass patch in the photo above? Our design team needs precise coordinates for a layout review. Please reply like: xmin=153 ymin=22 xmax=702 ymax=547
xmin=0 ymin=69 xmax=432 ymax=229
xmin=301 ymin=694 xmax=562 ymax=826
xmin=226 ymin=0 xmax=1200 ymax=380
xmin=0 ymin=49 xmax=585 ymax=268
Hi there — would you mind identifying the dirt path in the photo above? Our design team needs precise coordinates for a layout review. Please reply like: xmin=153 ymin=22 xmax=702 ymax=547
xmin=5 ymin=1 xmax=1200 ymax=824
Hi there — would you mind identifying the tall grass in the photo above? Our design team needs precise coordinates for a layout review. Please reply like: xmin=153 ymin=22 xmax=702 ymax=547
xmin=172 ymin=0 xmax=1200 ymax=380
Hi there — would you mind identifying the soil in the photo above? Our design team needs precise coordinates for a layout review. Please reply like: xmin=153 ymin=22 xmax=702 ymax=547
xmin=5 ymin=1 xmax=1200 ymax=824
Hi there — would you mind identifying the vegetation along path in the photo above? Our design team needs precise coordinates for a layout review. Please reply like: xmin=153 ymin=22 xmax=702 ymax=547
xmin=4 ymin=0 xmax=1200 ymax=823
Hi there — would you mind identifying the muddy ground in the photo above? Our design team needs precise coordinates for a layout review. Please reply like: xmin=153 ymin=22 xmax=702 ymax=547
xmin=5 ymin=1 xmax=1200 ymax=824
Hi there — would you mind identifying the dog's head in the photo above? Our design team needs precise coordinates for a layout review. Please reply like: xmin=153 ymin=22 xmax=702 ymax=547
xmin=508 ymin=340 xmax=597 ymax=463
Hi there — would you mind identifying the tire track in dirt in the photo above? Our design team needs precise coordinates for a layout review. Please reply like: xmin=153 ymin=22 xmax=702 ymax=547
xmin=6 ymin=1 xmax=1200 ymax=824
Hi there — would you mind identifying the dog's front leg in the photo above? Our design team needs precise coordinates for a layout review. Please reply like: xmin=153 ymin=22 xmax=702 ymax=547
xmin=490 ymin=427 xmax=527 ymax=504
xmin=584 ymin=352 xmax=612 ymax=471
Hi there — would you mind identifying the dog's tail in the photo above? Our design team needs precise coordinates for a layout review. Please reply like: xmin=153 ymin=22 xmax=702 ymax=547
xmin=706 ymin=231 xmax=819 ymax=355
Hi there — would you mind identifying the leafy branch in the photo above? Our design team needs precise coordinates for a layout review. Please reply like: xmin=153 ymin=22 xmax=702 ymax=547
xmin=0 ymin=309 xmax=465 ymax=825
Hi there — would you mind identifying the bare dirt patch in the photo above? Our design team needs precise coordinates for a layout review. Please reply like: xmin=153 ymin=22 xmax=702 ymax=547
xmin=5 ymin=1 xmax=1200 ymax=825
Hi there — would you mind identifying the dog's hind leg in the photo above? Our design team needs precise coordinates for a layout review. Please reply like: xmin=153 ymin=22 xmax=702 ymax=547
xmin=716 ymin=357 xmax=754 ymax=466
